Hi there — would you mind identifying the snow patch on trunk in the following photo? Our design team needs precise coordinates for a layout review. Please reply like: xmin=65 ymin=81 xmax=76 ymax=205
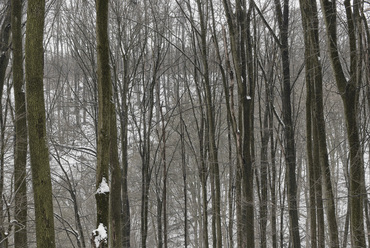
xmin=92 ymin=223 xmax=107 ymax=247
xmin=96 ymin=177 xmax=109 ymax=194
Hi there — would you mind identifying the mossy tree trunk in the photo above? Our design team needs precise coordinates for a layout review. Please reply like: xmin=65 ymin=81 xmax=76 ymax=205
xmin=12 ymin=0 xmax=28 ymax=247
xmin=25 ymin=0 xmax=56 ymax=247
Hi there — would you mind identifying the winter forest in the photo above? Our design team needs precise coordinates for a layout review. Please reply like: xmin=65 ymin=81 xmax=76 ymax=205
xmin=0 ymin=0 xmax=369 ymax=247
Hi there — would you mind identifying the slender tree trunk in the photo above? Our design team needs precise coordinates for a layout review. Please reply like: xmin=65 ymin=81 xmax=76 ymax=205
xmin=110 ymin=93 xmax=122 ymax=247
xmin=12 ymin=0 xmax=28 ymax=246
xmin=274 ymin=0 xmax=301 ymax=245
xmin=0 ymin=3 xmax=10 ymax=248
xmin=312 ymin=122 xmax=326 ymax=248
xmin=300 ymin=4 xmax=317 ymax=247
xmin=259 ymin=87 xmax=270 ymax=248
xmin=120 ymin=55 xmax=131 ymax=248
xmin=195 ymin=0 xmax=222 ymax=246
xmin=300 ymin=0 xmax=340 ymax=245
xmin=94 ymin=0 xmax=111 ymax=246
xmin=140 ymin=72 xmax=155 ymax=248
xmin=313 ymin=42 xmax=340 ymax=248
xmin=25 ymin=0 xmax=56 ymax=246
xmin=269 ymin=105 xmax=277 ymax=248
xmin=180 ymin=115 xmax=188 ymax=248
xmin=161 ymin=111 xmax=168 ymax=248
xmin=304 ymin=70 xmax=317 ymax=248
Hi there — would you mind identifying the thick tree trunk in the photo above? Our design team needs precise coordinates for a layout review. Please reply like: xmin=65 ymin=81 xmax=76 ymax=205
xmin=12 ymin=0 xmax=28 ymax=246
xmin=25 ymin=0 xmax=56 ymax=247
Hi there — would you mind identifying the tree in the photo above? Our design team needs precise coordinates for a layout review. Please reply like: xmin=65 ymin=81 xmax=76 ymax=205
xmin=273 ymin=0 xmax=301 ymax=245
xmin=193 ymin=0 xmax=223 ymax=247
xmin=11 ymin=0 xmax=28 ymax=246
xmin=300 ymin=0 xmax=339 ymax=246
xmin=320 ymin=0 xmax=366 ymax=246
xmin=94 ymin=0 xmax=112 ymax=246
xmin=221 ymin=0 xmax=256 ymax=246
xmin=0 ymin=2 xmax=10 ymax=246
xmin=25 ymin=0 xmax=56 ymax=247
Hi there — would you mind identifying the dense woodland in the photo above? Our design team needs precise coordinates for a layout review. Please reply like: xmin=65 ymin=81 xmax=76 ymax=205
xmin=0 ymin=0 xmax=369 ymax=247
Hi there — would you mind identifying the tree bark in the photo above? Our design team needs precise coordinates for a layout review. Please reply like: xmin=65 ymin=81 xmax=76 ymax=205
xmin=110 ymin=92 xmax=122 ymax=247
xmin=25 ymin=0 xmax=56 ymax=246
xmin=120 ymin=55 xmax=131 ymax=248
xmin=95 ymin=0 xmax=111 ymax=246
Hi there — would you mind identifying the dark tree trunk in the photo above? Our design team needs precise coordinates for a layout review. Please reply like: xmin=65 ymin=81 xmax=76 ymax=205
xmin=274 ymin=0 xmax=301 ymax=245
xmin=94 ymin=0 xmax=111 ymax=246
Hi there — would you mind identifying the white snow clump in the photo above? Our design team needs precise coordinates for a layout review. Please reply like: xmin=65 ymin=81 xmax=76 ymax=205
xmin=92 ymin=223 xmax=107 ymax=247
xmin=96 ymin=177 xmax=110 ymax=194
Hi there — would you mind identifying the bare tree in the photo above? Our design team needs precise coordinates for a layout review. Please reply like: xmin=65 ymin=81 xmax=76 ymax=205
xmin=320 ymin=0 xmax=366 ymax=246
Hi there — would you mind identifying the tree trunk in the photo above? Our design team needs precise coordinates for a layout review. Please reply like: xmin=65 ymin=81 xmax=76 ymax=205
xmin=25 ymin=0 xmax=56 ymax=246
xmin=12 ymin=0 xmax=28 ymax=246
xmin=269 ymin=105 xmax=277 ymax=248
xmin=120 ymin=56 xmax=131 ymax=248
xmin=300 ymin=0 xmax=340 ymax=245
xmin=109 ymin=93 xmax=122 ymax=247
xmin=221 ymin=1 xmax=255 ymax=246
xmin=94 ymin=0 xmax=111 ymax=246
xmin=259 ymin=82 xmax=270 ymax=248
xmin=274 ymin=0 xmax=301 ymax=245
xmin=0 ymin=3 xmax=10 ymax=247
xmin=195 ymin=1 xmax=222 ymax=246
